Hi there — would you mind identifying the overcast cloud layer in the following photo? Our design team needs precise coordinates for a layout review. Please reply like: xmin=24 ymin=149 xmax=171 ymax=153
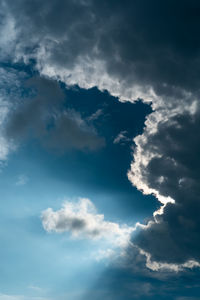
xmin=2 ymin=0 xmax=200 ymax=273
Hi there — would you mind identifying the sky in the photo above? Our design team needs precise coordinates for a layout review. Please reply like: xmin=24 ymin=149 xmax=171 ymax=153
xmin=1 ymin=1 xmax=200 ymax=299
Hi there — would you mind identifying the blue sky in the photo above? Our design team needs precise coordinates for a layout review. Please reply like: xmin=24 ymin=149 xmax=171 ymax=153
xmin=1 ymin=1 xmax=200 ymax=300
xmin=0 ymin=67 xmax=157 ymax=299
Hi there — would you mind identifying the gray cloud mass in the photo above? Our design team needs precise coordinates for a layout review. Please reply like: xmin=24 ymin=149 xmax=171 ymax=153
xmin=2 ymin=0 xmax=200 ymax=270
xmin=5 ymin=76 xmax=105 ymax=151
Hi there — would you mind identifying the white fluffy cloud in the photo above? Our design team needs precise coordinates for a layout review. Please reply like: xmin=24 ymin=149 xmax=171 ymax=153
xmin=42 ymin=198 xmax=135 ymax=248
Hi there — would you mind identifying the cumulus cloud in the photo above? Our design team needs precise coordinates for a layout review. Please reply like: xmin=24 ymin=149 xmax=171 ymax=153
xmin=2 ymin=0 xmax=200 ymax=270
xmin=1 ymin=0 xmax=199 ymax=105
xmin=127 ymin=110 xmax=200 ymax=269
xmin=42 ymin=198 xmax=135 ymax=247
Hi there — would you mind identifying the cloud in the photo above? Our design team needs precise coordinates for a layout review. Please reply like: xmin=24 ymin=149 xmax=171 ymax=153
xmin=15 ymin=174 xmax=29 ymax=186
xmin=5 ymin=76 xmax=65 ymax=140
xmin=2 ymin=0 xmax=200 ymax=271
xmin=113 ymin=130 xmax=131 ymax=145
xmin=28 ymin=286 xmax=44 ymax=293
xmin=87 ymin=109 xmax=103 ymax=122
xmin=44 ymin=109 xmax=105 ymax=151
xmin=127 ymin=110 xmax=200 ymax=269
xmin=0 ymin=67 xmax=27 ymax=163
xmin=41 ymin=198 xmax=135 ymax=247
xmin=2 ymin=0 xmax=200 ymax=104
xmin=94 ymin=248 xmax=116 ymax=261
xmin=0 ymin=294 xmax=49 ymax=300
xmin=5 ymin=76 xmax=105 ymax=152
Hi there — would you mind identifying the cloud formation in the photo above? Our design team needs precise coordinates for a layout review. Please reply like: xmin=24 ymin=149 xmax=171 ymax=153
xmin=42 ymin=198 xmax=135 ymax=247
xmin=2 ymin=0 xmax=200 ymax=103
xmin=5 ymin=76 xmax=105 ymax=152
xmin=128 ymin=110 xmax=200 ymax=268
xmin=113 ymin=130 xmax=131 ymax=145
xmin=2 ymin=0 xmax=200 ymax=270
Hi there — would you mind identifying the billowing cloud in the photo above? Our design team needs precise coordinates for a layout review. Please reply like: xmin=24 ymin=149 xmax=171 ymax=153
xmin=128 ymin=109 xmax=200 ymax=269
xmin=2 ymin=0 xmax=200 ymax=271
xmin=42 ymin=198 xmax=135 ymax=247
xmin=1 ymin=0 xmax=200 ymax=104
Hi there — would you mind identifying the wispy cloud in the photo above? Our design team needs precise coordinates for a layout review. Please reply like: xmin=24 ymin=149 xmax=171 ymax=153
xmin=15 ymin=174 xmax=29 ymax=186
xmin=0 ymin=293 xmax=50 ymax=300
xmin=87 ymin=109 xmax=103 ymax=122
xmin=113 ymin=131 xmax=131 ymax=145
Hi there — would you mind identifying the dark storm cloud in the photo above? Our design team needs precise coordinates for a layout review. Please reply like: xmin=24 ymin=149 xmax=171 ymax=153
xmin=83 ymin=245 xmax=200 ymax=300
xmin=2 ymin=0 xmax=200 ymax=99
xmin=133 ymin=111 xmax=200 ymax=264
xmin=2 ymin=0 xmax=200 ymax=269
